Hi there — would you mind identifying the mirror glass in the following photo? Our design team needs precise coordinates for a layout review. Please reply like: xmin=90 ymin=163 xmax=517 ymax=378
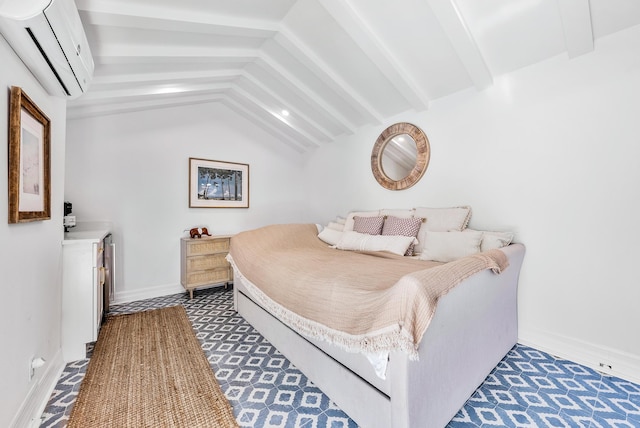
xmin=381 ymin=134 xmax=418 ymax=181
xmin=371 ymin=123 xmax=430 ymax=191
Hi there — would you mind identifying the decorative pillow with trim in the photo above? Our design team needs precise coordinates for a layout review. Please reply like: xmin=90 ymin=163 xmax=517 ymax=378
xmin=413 ymin=206 xmax=472 ymax=254
xmin=465 ymin=229 xmax=514 ymax=252
xmin=381 ymin=216 xmax=423 ymax=256
xmin=343 ymin=210 xmax=381 ymax=232
xmin=353 ymin=216 xmax=385 ymax=235
xmin=418 ymin=230 xmax=482 ymax=262
xmin=336 ymin=231 xmax=417 ymax=256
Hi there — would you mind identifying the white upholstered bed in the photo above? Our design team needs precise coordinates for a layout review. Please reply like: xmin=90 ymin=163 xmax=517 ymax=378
xmin=229 ymin=219 xmax=525 ymax=428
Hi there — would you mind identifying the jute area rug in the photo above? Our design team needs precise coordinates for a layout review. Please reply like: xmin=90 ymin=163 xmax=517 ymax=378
xmin=68 ymin=305 xmax=238 ymax=427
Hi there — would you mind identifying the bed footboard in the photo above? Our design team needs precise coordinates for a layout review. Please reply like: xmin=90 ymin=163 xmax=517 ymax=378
xmin=390 ymin=243 xmax=525 ymax=427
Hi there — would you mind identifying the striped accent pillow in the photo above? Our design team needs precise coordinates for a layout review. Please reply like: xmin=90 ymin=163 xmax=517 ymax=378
xmin=382 ymin=216 xmax=423 ymax=255
xmin=352 ymin=216 xmax=385 ymax=235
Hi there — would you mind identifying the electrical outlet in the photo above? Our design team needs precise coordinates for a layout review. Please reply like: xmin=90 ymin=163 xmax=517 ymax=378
xmin=28 ymin=356 xmax=45 ymax=381
xmin=597 ymin=362 xmax=613 ymax=376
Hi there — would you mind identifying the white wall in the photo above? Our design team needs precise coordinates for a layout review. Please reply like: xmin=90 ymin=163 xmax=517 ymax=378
xmin=65 ymin=103 xmax=308 ymax=303
xmin=304 ymin=25 xmax=640 ymax=382
xmin=0 ymin=36 xmax=67 ymax=427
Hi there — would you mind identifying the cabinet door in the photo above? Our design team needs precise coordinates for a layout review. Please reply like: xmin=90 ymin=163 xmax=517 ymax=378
xmin=62 ymin=241 xmax=101 ymax=361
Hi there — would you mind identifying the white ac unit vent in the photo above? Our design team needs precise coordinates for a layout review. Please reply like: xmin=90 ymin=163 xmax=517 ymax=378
xmin=0 ymin=0 xmax=94 ymax=98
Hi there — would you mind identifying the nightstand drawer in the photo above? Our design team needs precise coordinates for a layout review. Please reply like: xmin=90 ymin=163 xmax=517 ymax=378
xmin=186 ymin=253 xmax=228 ymax=271
xmin=186 ymin=239 xmax=229 ymax=256
xmin=186 ymin=268 xmax=229 ymax=287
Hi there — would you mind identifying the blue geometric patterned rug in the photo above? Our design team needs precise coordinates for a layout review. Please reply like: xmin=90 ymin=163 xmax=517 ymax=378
xmin=40 ymin=287 xmax=640 ymax=427
xmin=449 ymin=346 xmax=640 ymax=427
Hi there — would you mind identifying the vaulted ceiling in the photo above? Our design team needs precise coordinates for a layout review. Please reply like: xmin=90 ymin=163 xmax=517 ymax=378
xmin=69 ymin=0 xmax=640 ymax=152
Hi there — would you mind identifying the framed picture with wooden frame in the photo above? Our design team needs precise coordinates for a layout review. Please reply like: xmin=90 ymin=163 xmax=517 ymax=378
xmin=8 ymin=86 xmax=51 ymax=223
xmin=189 ymin=157 xmax=249 ymax=208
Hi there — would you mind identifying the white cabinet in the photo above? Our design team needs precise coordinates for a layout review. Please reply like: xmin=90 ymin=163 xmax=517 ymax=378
xmin=62 ymin=229 xmax=109 ymax=362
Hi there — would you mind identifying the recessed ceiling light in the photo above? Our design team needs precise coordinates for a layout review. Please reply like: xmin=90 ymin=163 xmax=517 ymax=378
xmin=154 ymin=86 xmax=183 ymax=95
xmin=281 ymin=109 xmax=290 ymax=116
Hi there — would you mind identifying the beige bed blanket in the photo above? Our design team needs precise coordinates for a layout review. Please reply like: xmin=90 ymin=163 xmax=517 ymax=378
xmin=228 ymin=223 xmax=509 ymax=359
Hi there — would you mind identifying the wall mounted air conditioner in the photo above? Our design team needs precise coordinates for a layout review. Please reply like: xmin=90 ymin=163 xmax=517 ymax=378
xmin=0 ymin=0 xmax=94 ymax=98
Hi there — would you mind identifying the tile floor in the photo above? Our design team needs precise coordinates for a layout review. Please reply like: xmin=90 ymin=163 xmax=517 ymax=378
xmin=40 ymin=287 xmax=640 ymax=427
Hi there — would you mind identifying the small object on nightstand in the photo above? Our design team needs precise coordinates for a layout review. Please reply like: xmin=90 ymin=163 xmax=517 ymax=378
xmin=180 ymin=235 xmax=233 ymax=299
xmin=189 ymin=227 xmax=211 ymax=239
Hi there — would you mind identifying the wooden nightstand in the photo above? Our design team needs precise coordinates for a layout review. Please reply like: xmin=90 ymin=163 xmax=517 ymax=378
xmin=180 ymin=235 xmax=233 ymax=299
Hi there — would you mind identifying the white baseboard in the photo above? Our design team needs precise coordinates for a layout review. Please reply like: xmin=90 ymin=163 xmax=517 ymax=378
xmin=10 ymin=350 xmax=65 ymax=428
xmin=519 ymin=327 xmax=640 ymax=384
xmin=112 ymin=283 xmax=184 ymax=305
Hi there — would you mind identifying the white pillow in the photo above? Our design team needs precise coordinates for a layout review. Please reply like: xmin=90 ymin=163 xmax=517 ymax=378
xmin=343 ymin=210 xmax=380 ymax=232
xmin=318 ymin=228 xmax=343 ymax=246
xmin=419 ymin=230 xmax=482 ymax=262
xmin=380 ymin=208 xmax=415 ymax=218
xmin=413 ymin=206 xmax=472 ymax=254
xmin=413 ymin=206 xmax=472 ymax=231
xmin=466 ymin=229 xmax=514 ymax=252
xmin=326 ymin=221 xmax=345 ymax=231
xmin=335 ymin=216 xmax=347 ymax=225
xmin=336 ymin=231 xmax=417 ymax=256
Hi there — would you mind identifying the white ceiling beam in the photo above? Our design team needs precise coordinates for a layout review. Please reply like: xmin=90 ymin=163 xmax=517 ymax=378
xmin=91 ymin=69 xmax=239 ymax=85
xmin=317 ymin=0 xmax=429 ymax=111
xmin=241 ymin=71 xmax=336 ymax=142
xmin=426 ymin=0 xmax=492 ymax=91
xmin=67 ymin=94 xmax=226 ymax=120
xmin=79 ymin=10 xmax=276 ymax=38
xmin=72 ymin=82 xmax=230 ymax=103
xmin=77 ymin=0 xmax=278 ymax=37
xmin=257 ymin=53 xmax=358 ymax=134
xmin=93 ymin=48 xmax=257 ymax=66
xmin=557 ymin=0 xmax=594 ymax=58
xmin=275 ymin=29 xmax=383 ymax=124
xmin=231 ymin=86 xmax=321 ymax=148
xmin=94 ymin=55 xmax=254 ymax=66
xmin=93 ymin=45 xmax=258 ymax=61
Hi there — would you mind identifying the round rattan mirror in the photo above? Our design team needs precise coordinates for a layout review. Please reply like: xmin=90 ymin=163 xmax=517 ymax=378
xmin=371 ymin=122 xmax=430 ymax=190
